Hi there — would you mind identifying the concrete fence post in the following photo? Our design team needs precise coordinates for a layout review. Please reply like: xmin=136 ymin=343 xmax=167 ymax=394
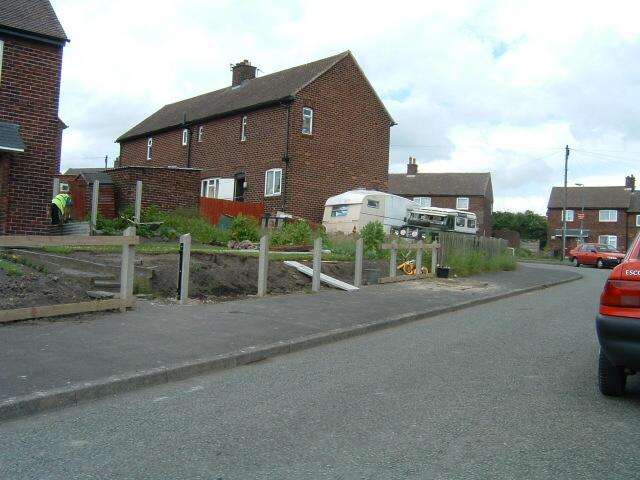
xmin=312 ymin=237 xmax=322 ymax=292
xmin=431 ymin=241 xmax=439 ymax=275
xmin=389 ymin=240 xmax=398 ymax=278
xmin=134 ymin=180 xmax=143 ymax=224
xmin=120 ymin=226 xmax=136 ymax=311
xmin=178 ymin=233 xmax=191 ymax=304
xmin=354 ymin=237 xmax=364 ymax=287
xmin=257 ymin=235 xmax=270 ymax=297
xmin=415 ymin=240 xmax=423 ymax=274
xmin=90 ymin=180 xmax=100 ymax=234
xmin=52 ymin=178 xmax=60 ymax=197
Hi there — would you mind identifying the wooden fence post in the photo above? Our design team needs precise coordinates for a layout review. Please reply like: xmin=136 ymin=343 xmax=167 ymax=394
xmin=257 ymin=235 xmax=269 ymax=297
xmin=312 ymin=237 xmax=322 ymax=292
xmin=354 ymin=237 xmax=363 ymax=287
xmin=120 ymin=226 xmax=136 ymax=311
xmin=90 ymin=180 xmax=100 ymax=234
xmin=178 ymin=233 xmax=191 ymax=304
xmin=415 ymin=240 xmax=423 ymax=274
xmin=134 ymin=180 xmax=143 ymax=224
xmin=389 ymin=240 xmax=398 ymax=278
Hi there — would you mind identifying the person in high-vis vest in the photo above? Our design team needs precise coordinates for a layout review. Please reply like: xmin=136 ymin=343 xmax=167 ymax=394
xmin=51 ymin=193 xmax=73 ymax=225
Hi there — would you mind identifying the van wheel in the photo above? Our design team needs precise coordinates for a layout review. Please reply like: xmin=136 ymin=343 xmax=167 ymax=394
xmin=599 ymin=350 xmax=627 ymax=396
xmin=596 ymin=259 xmax=604 ymax=269
xmin=572 ymin=257 xmax=580 ymax=267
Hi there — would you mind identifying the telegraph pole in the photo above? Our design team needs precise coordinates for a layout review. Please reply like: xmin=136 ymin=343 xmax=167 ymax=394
xmin=561 ymin=145 xmax=569 ymax=261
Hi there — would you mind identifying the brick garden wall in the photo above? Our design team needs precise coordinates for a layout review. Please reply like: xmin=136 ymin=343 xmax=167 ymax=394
xmin=0 ymin=34 xmax=64 ymax=234
xmin=108 ymin=166 xmax=201 ymax=214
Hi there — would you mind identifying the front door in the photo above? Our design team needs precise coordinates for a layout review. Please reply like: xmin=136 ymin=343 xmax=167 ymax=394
xmin=234 ymin=174 xmax=245 ymax=202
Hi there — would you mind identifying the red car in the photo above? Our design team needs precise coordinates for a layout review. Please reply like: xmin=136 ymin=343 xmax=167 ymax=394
xmin=596 ymin=234 xmax=640 ymax=395
xmin=568 ymin=243 xmax=625 ymax=268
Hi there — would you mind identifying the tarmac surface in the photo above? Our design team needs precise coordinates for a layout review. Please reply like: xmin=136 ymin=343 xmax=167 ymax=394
xmin=0 ymin=263 xmax=580 ymax=420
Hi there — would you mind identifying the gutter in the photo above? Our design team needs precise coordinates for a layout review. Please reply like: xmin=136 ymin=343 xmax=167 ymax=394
xmin=0 ymin=26 xmax=68 ymax=46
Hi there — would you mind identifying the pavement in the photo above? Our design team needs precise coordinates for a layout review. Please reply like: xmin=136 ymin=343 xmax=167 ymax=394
xmin=0 ymin=263 xmax=581 ymax=421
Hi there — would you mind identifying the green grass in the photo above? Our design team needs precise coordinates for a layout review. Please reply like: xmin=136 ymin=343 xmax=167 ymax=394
xmin=446 ymin=251 xmax=517 ymax=277
xmin=0 ymin=258 xmax=22 ymax=276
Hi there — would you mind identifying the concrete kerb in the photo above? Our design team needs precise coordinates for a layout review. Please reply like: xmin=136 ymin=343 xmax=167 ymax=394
xmin=0 ymin=272 xmax=582 ymax=422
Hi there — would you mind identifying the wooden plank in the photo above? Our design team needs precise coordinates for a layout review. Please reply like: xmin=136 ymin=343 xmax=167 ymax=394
xmin=381 ymin=243 xmax=436 ymax=250
xmin=284 ymin=261 xmax=359 ymax=291
xmin=0 ymin=298 xmax=135 ymax=323
xmin=0 ymin=235 xmax=140 ymax=248
xmin=379 ymin=273 xmax=432 ymax=284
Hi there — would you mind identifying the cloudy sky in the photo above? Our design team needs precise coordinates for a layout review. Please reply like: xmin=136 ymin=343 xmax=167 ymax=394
xmin=50 ymin=0 xmax=640 ymax=214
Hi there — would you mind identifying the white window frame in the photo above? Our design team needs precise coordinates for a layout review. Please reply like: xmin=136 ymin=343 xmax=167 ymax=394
xmin=198 ymin=126 xmax=204 ymax=143
xmin=599 ymin=210 xmax=617 ymax=222
xmin=241 ymin=116 xmax=248 ymax=142
xmin=413 ymin=197 xmax=431 ymax=207
xmin=264 ymin=168 xmax=282 ymax=197
xmin=456 ymin=197 xmax=469 ymax=210
xmin=0 ymin=41 xmax=4 ymax=83
xmin=598 ymin=235 xmax=617 ymax=249
xmin=302 ymin=107 xmax=313 ymax=135
xmin=636 ymin=214 xmax=640 ymax=227
xmin=146 ymin=138 xmax=153 ymax=160
xmin=182 ymin=129 xmax=189 ymax=146
xmin=59 ymin=183 xmax=69 ymax=192
xmin=563 ymin=210 xmax=575 ymax=222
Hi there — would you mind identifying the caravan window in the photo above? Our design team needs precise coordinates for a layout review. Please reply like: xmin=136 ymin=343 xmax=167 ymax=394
xmin=367 ymin=199 xmax=380 ymax=209
xmin=468 ymin=218 xmax=476 ymax=229
xmin=331 ymin=205 xmax=348 ymax=217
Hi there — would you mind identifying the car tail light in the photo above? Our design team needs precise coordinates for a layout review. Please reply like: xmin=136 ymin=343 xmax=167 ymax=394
xmin=601 ymin=279 xmax=640 ymax=307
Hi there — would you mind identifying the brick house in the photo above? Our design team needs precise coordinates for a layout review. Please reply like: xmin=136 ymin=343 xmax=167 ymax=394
xmin=388 ymin=158 xmax=494 ymax=236
xmin=546 ymin=176 xmax=640 ymax=254
xmin=0 ymin=0 xmax=68 ymax=235
xmin=116 ymin=51 xmax=394 ymax=223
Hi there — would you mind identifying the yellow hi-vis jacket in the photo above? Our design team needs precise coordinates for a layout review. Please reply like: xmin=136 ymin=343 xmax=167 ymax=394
xmin=52 ymin=193 xmax=71 ymax=215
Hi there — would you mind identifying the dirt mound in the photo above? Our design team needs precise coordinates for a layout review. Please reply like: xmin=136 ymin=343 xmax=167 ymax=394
xmin=0 ymin=269 xmax=91 ymax=310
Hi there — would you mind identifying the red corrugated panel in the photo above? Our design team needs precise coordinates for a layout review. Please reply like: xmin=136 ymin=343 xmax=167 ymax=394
xmin=199 ymin=197 xmax=264 ymax=225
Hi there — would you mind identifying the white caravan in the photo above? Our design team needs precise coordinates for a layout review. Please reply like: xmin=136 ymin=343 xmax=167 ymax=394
xmin=322 ymin=190 xmax=418 ymax=234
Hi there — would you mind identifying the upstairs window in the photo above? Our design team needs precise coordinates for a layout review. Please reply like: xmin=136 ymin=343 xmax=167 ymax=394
xmin=146 ymin=138 xmax=153 ymax=160
xmin=0 ymin=41 xmax=4 ymax=83
xmin=182 ymin=129 xmax=189 ymax=146
xmin=265 ymin=168 xmax=282 ymax=197
xmin=413 ymin=197 xmax=431 ymax=207
xmin=241 ymin=116 xmax=248 ymax=142
xmin=599 ymin=210 xmax=617 ymax=222
xmin=456 ymin=197 xmax=469 ymax=210
xmin=302 ymin=107 xmax=313 ymax=135
xmin=198 ymin=126 xmax=204 ymax=142
xmin=563 ymin=210 xmax=575 ymax=222
xmin=636 ymin=215 xmax=640 ymax=227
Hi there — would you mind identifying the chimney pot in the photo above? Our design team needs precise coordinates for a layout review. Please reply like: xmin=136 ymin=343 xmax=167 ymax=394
xmin=407 ymin=157 xmax=418 ymax=176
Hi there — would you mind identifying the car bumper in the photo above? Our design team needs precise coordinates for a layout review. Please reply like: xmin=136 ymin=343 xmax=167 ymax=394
xmin=602 ymin=258 xmax=622 ymax=267
xmin=596 ymin=313 xmax=640 ymax=371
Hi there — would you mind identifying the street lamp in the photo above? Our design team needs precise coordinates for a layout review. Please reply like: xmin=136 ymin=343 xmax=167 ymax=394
xmin=575 ymin=183 xmax=585 ymax=245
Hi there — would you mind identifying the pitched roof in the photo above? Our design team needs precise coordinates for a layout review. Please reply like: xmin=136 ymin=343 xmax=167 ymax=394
xmin=0 ymin=122 xmax=25 ymax=152
xmin=0 ymin=0 xmax=68 ymax=44
xmin=79 ymin=172 xmax=113 ymax=185
xmin=63 ymin=167 xmax=106 ymax=175
xmin=388 ymin=172 xmax=493 ymax=200
xmin=547 ymin=186 xmax=633 ymax=209
xmin=118 ymin=51 xmax=393 ymax=142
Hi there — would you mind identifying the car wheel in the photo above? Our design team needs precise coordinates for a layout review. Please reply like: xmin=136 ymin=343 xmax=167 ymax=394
xmin=598 ymin=350 xmax=627 ymax=396
xmin=572 ymin=257 xmax=580 ymax=267
xmin=596 ymin=259 xmax=604 ymax=269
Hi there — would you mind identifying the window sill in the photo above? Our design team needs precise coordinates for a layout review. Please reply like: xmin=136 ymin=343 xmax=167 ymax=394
xmin=264 ymin=193 xmax=282 ymax=198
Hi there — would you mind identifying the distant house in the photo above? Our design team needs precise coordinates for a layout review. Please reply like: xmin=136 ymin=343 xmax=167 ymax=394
xmin=0 ymin=0 xmax=68 ymax=235
xmin=116 ymin=51 xmax=394 ymax=223
xmin=388 ymin=158 xmax=494 ymax=236
xmin=546 ymin=176 xmax=639 ymax=254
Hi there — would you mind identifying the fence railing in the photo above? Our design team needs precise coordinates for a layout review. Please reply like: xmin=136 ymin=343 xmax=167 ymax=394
xmin=438 ymin=232 xmax=508 ymax=266
xmin=199 ymin=197 xmax=264 ymax=225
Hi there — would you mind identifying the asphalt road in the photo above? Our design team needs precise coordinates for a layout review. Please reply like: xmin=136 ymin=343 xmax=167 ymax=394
xmin=1 ymin=264 xmax=639 ymax=479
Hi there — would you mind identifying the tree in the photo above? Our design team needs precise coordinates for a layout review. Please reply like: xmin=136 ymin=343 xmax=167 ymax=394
xmin=492 ymin=210 xmax=547 ymax=241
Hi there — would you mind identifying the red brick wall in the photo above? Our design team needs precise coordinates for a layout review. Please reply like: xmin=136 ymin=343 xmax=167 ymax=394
xmin=547 ymin=208 xmax=639 ymax=253
xmin=0 ymin=34 xmax=64 ymax=234
xmin=108 ymin=166 xmax=201 ymax=214
xmin=118 ymin=54 xmax=392 ymax=223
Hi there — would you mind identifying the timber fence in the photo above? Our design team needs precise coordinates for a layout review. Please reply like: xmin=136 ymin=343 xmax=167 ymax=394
xmin=438 ymin=232 xmax=508 ymax=266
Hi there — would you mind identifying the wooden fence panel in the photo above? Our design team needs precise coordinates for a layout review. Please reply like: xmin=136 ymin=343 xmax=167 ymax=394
xmin=439 ymin=232 xmax=508 ymax=265
xmin=199 ymin=197 xmax=264 ymax=225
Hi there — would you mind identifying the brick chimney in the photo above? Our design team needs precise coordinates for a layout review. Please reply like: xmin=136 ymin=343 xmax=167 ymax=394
xmin=231 ymin=60 xmax=257 ymax=87
xmin=625 ymin=174 xmax=636 ymax=191
xmin=407 ymin=157 xmax=418 ymax=176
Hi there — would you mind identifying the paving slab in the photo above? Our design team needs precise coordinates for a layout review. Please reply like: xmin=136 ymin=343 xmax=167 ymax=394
xmin=0 ymin=264 xmax=580 ymax=420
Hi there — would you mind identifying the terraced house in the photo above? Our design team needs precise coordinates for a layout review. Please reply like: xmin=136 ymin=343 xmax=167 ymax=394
xmin=0 ymin=0 xmax=68 ymax=234
xmin=547 ymin=176 xmax=640 ymax=254
xmin=116 ymin=51 xmax=394 ymax=223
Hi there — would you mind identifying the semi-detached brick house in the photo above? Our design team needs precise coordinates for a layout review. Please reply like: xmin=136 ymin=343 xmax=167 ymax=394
xmin=116 ymin=51 xmax=394 ymax=223
xmin=0 ymin=0 xmax=68 ymax=235
xmin=547 ymin=176 xmax=640 ymax=254
xmin=388 ymin=158 xmax=494 ymax=236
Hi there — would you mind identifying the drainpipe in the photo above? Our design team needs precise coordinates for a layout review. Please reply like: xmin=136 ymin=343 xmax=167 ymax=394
xmin=183 ymin=112 xmax=193 ymax=169
xmin=280 ymin=98 xmax=293 ymax=212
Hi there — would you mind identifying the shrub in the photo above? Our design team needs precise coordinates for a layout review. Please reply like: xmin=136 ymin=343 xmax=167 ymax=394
xmin=360 ymin=221 xmax=385 ymax=257
xmin=230 ymin=214 xmax=260 ymax=242
xmin=271 ymin=220 xmax=313 ymax=246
